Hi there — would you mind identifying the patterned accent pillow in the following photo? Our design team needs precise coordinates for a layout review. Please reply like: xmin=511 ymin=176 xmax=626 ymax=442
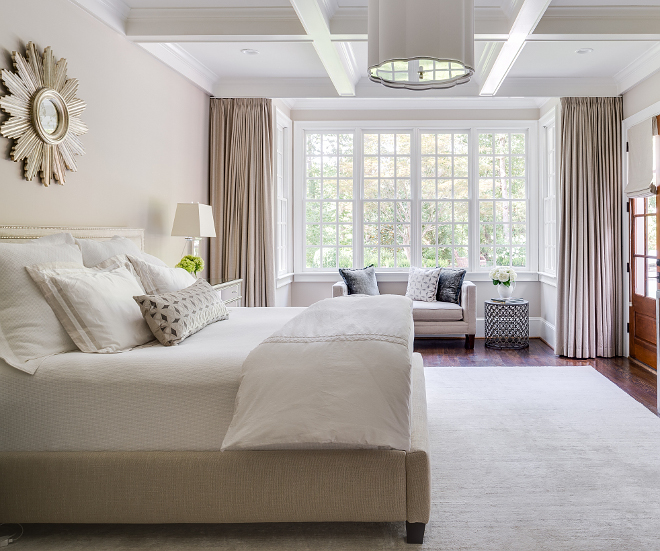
xmin=405 ymin=266 xmax=442 ymax=302
xmin=134 ymin=279 xmax=229 ymax=346
xmin=339 ymin=265 xmax=380 ymax=296
xmin=436 ymin=268 xmax=467 ymax=304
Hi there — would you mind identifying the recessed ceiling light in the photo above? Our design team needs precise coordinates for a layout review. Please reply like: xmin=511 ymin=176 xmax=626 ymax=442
xmin=575 ymin=48 xmax=594 ymax=55
xmin=241 ymin=49 xmax=259 ymax=55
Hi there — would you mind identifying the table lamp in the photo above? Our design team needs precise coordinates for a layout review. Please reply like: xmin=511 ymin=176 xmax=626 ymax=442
xmin=171 ymin=202 xmax=216 ymax=257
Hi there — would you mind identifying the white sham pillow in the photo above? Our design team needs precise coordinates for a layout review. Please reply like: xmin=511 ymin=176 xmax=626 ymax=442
xmin=126 ymin=254 xmax=195 ymax=295
xmin=75 ymin=236 xmax=168 ymax=268
xmin=405 ymin=266 xmax=442 ymax=302
xmin=0 ymin=239 xmax=83 ymax=374
xmin=26 ymin=264 xmax=154 ymax=354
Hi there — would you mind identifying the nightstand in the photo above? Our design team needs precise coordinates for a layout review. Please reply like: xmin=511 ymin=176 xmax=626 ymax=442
xmin=208 ymin=278 xmax=243 ymax=307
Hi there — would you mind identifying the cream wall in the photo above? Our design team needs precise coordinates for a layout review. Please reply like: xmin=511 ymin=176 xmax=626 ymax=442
xmin=0 ymin=0 xmax=210 ymax=270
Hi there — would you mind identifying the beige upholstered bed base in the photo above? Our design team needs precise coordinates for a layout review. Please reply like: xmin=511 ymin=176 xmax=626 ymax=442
xmin=0 ymin=226 xmax=430 ymax=542
xmin=0 ymin=357 xmax=430 ymax=532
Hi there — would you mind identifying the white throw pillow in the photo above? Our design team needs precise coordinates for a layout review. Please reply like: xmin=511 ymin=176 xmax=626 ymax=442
xmin=75 ymin=236 xmax=168 ymax=268
xmin=127 ymin=254 xmax=195 ymax=295
xmin=405 ymin=266 xmax=442 ymax=302
xmin=26 ymin=264 xmax=153 ymax=354
xmin=0 ymin=237 xmax=83 ymax=374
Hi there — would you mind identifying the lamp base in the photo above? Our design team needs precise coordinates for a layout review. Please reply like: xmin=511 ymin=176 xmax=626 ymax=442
xmin=185 ymin=237 xmax=200 ymax=257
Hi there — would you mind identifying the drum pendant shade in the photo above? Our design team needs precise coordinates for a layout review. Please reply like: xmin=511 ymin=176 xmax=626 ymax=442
xmin=368 ymin=0 xmax=475 ymax=90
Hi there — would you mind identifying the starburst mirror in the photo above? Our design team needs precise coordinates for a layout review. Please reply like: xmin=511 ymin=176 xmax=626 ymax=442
xmin=0 ymin=42 xmax=87 ymax=186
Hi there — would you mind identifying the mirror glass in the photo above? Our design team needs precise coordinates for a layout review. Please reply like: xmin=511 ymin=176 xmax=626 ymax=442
xmin=39 ymin=99 xmax=58 ymax=134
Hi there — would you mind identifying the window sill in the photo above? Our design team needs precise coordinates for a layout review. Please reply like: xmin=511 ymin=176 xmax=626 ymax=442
xmin=276 ymin=273 xmax=294 ymax=288
xmin=293 ymin=271 xmax=541 ymax=283
xmin=538 ymin=272 xmax=557 ymax=287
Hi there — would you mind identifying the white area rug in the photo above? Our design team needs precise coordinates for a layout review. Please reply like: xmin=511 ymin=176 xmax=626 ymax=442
xmin=12 ymin=367 xmax=660 ymax=550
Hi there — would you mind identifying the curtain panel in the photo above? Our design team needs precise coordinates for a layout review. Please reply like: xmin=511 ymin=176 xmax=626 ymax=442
xmin=209 ymin=98 xmax=275 ymax=307
xmin=556 ymin=97 xmax=624 ymax=358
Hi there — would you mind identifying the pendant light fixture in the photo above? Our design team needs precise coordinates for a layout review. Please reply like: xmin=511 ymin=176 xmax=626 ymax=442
xmin=368 ymin=0 xmax=475 ymax=91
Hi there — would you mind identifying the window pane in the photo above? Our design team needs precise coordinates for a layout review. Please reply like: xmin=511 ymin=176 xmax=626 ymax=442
xmin=479 ymin=131 xmax=527 ymax=268
xmin=304 ymin=132 xmax=354 ymax=269
xmin=415 ymin=132 xmax=470 ymax=268
xmin=363 ymin=132 xmax=412 ymax=267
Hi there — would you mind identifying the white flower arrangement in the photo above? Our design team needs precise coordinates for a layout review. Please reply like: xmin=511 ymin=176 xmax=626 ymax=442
xmin=489 ymin=267 xmax=517 ymax=287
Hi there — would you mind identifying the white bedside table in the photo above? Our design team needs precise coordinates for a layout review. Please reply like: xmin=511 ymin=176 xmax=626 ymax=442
xmin=208 ymin=278 xmax=243 ymax=307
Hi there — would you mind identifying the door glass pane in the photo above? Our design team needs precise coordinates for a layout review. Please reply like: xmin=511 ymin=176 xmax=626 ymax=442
xmin=647 ymin=215 xmax=657 ymax=256
xmin=635 ymin=217 xmax=645 ymax=255
xmin=635 ymin=257 xmax=646 ymax=296
xmin=647 ymin=257 xmax=657 ymax=298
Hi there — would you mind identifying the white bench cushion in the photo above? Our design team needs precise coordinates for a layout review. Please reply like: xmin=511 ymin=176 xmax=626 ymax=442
xmin=412 ymin=300 xmax=463 ymax=322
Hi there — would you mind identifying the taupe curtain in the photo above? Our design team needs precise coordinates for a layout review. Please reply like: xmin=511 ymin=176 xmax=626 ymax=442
xmin=209 ymin=98 xmax=275 ymax=307
xmin=556 ymin=97 xmax=623 ymax=358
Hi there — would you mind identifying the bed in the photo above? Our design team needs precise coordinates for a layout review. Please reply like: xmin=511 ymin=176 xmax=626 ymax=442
xmin=0 ymin=226 xmax=431 ymax=544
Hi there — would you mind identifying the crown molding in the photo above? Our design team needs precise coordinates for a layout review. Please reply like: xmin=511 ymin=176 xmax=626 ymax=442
xmin=68 ymin=0 xmax=130 ymax=34
xmin=137 ymin=43 xmax=216 ymax=94
xmin=336 ymin=42 xmax=361 ymax=87
xmin=287 ymin=96 xmax=547 ymax=111
xmin=214 ymin=78 xmax=338 ymax=99
xmin=615 ymin=43 xmax=660 ymax=95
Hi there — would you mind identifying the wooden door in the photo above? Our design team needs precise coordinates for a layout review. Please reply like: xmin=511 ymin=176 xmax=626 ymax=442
xmin=629 ymin=195 xmax=658 ymax=369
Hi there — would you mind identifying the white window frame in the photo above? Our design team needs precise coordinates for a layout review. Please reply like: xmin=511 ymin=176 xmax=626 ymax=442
xmin=275 ymin=109 xmax=293 ymax=282
xmin=475 ymin=129 xmax=531 ymax=271
xmin=293 ymin=119 xmax=538 ymax=281
xmin=539 ymin=108 xmax=558 ymax=280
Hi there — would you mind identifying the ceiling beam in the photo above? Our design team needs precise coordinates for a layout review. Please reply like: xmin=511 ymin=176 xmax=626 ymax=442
xmin=480 ymin=0 xmax=553 ymax=96
xmin=289 ymin=0 xmax=355 ymax=96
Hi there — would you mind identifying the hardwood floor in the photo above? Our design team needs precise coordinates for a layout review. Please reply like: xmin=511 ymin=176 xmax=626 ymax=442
xmin=415 ymin=337 xmax=658 ymax=415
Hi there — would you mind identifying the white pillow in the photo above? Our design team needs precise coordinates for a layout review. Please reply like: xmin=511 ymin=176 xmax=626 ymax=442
xmin=405 ymin=266 xmax=442 ymax=302
xmin=26 ymin=264 xmax=153 ymax=354
xmin=0 ymin=238 xmax=83 ymax=374
xmin=75 ymin=236 xmax=168 ymax=268
xmin=127 ymin=254 xmax=195 ymax=295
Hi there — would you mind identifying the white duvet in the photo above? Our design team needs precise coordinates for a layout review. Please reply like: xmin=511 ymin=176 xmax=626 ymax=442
xmin=221 ymin=295 xmax=414 ymax=452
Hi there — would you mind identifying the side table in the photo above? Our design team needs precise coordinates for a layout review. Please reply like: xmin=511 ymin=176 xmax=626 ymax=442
xmin=208 ymin=278 xmax=243 ymax=307
xmin=484 ymin=299 xmax=529 ymax=349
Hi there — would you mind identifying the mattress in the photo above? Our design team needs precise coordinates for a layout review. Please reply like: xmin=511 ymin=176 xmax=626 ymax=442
xmin=0 ymin=307 xmax=304 ymax=452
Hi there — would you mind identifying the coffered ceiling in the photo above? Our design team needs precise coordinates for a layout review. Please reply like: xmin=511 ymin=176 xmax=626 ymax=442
xmin=70 ymin=0 xmax=660 ymax=107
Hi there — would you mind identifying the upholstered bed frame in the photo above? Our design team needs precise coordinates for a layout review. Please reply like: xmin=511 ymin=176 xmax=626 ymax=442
xmin=0 ymin=226 xmax=431 ymax=544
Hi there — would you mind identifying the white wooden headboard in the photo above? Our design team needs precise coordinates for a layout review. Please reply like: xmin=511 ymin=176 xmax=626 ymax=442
xmin=0 ymin=226 xmax=144 ymax=251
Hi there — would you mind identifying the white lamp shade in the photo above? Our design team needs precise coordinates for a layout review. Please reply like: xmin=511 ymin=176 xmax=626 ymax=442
xmin=368 ymin=0 xmax=474 ymax=90
xmin=171 ymin=203 xmax=216 ymax=238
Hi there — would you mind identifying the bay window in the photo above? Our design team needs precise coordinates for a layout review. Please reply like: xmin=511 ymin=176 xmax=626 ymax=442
xmin=296 ymin=122 xmax=534 ymax=274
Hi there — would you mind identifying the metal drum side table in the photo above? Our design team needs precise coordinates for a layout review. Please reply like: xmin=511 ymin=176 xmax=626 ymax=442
xmin=484 ymin=299 xmax=529 ymax=349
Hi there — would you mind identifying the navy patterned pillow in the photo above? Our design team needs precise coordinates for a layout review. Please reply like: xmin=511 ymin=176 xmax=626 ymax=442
xmin=339 ymin=265 xmax=380 ymax=296
xmin=436 ymin=268 xmax=467 ymax=305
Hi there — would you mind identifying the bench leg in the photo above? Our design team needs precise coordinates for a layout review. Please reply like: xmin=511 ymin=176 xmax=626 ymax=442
xmin=465 ymin=334 xmax=475 ymax=349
